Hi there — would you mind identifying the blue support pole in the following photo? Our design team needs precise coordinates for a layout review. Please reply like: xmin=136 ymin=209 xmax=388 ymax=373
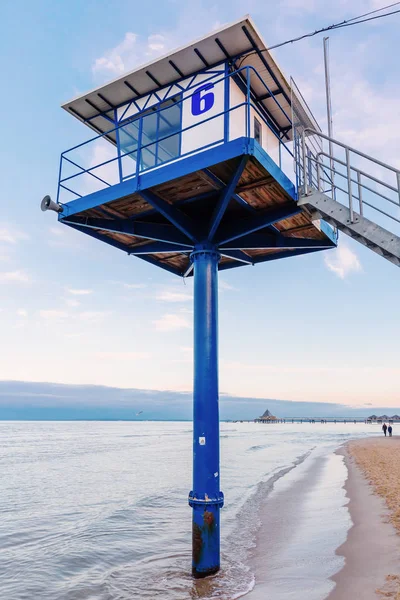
xmin=189 ymin=245 xmax=224 ymax=578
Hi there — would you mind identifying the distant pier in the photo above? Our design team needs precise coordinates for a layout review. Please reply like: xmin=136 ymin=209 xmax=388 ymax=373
xmin=229 ymin=417 xmax=400 ymax=424
xmin=254 ymin=417 xmax=368 ymax=424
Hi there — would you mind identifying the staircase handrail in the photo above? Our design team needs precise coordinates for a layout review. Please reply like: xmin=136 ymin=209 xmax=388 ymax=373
xmin=301 ymin=128 xmax=400 ymax=224
xmin=302 ymin=128 xmax=400 ymax=180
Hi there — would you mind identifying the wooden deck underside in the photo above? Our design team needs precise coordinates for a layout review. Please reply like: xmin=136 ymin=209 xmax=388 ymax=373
xmin=67 ymin=154 xmax=334 ymax=275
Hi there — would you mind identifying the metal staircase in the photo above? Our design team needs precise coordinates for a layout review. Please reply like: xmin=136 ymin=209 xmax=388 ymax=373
xmin=295 ymin=128 xmax=400 ymax=267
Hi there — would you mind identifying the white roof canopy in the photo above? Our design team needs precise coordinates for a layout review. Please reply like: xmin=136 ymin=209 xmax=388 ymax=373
xmin=63 ymin=16 xmax=320 ymax=140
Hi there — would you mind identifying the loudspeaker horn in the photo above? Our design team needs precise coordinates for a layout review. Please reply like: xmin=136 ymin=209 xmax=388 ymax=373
xmin=41 ymin=195 xmax=63 ymax=213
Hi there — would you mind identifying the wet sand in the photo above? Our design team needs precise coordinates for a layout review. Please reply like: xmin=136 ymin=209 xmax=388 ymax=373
xmin=328 ymin=438 xmax=400 ymax=600
xmin=245 ymin=451 xmax=349 ymax=600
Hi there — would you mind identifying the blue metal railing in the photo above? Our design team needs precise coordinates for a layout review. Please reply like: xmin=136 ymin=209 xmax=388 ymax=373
xmin=57 ymin=66 xmax=296 ymax=204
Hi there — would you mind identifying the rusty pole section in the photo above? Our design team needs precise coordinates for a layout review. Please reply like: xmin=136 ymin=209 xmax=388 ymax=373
xmin=189 ymin=246 xmax=224 ymax=578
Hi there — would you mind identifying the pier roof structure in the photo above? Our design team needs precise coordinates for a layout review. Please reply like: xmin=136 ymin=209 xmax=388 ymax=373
xmin=62 ymin=16 xmax=320 ymax=140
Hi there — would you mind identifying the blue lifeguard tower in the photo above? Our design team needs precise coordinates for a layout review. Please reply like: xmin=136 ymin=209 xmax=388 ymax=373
xmin=42 ymin=15 xmax=400 ymax=578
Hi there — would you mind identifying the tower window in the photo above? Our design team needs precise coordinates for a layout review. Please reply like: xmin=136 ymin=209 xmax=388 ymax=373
xmin=254 ymin=117 xmax=262 ymax=145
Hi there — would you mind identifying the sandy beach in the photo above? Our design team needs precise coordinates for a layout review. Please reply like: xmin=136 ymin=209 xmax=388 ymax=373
xmin=244 ymin=435 xmax=400 ymax=600
xmin=328 ymin=437 xmax=400 ymax=600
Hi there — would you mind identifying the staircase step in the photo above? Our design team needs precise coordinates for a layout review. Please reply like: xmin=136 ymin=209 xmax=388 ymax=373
xmin=299 ymin=191 xmax=400 ymax=268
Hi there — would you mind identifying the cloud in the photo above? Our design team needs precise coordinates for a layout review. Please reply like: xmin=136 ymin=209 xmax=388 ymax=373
xmin=172 ymin=346 xmax=193 ymax=364
xmin=147 ymin=34 xmax=166 ymax=52
xmin=0 ymin=270 xmax=31 ymax=284
xmin=64 ymin=298 xmax=80 ymax=308
xmin=78 ymin=311 xmax=110 ymax=323
xmin=156 ymin=290 xmax=192 ymax=302
xmin=39 ymin=308 xmax=110 ymax=324
xmin=180 ymin=346 xmax=192 ymax=354
xmin=67 ymin=288 xmax=93 ymax=295
xmin=48 ymin=226 xmax=85 ymax=249
xmin=153 ymin=313 xmax=191 ymax=331
xmin=49 ymin=227 xmax=65 ymax=238
xmin=40 ymin=310 xmax=68 ymax=320
xmin=0 ymin=227 xmax=29 ymax=244
xmin=108 ymin=280 xmax=147 ymax=289
xmin=95 ymin=351 xmax=151 ymax=360
xmin=16 ymin=309 xmax=28 ymax=317
xmin=324 ymin=243 xmax=362 ymax=279
xmin=92 ymin=32 xmax=137 ymax=75
xmin=123 ymin=283 xmax=147 ymax=289
xmin=91 ymin=32 xmax=168 ymax=79
xmin=219 ymin=280 xmax=237 ymax=291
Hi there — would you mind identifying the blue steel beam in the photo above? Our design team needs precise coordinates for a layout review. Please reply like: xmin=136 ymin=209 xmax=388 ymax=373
xmin=202 ymin=168 xmax=257 ymax=214
xmin=137 ymin=189 xmax=199 ymax=242
xmin=208 ymin=156 xmax=248 ymax=241
xmin=168 ymin=60 xmax=185 ymax=78
xmin=137 ymin=253 xmax=188 ymax=276
xmin=220 ymin=250 xmax=253 ymax=264
xmin=219 ymin=231 xmax=274 ymax=248
xmin=217 ymin=247 xmax=326 ymax=271
xmin=220 ymin=232 xmax=335 ymax=250
xmin=253 ymin=247 xmax=327 ymax=264
xmin=189 ymin=247 xmax=224 ymax=577
xmin=216 ymin=204 xmax=302 ymax=245
xmin=129 ymin=242 xmax=191 ymax=254
xmin=65 ymin=222 xmax=185 ymax=276
xmin=124 ymin=80 xmax=140 ymax=96
xmin=61 ymin=217 xmax=193 ymax=246
xmin=201 ymin=170 xmax=285 ymax=240
xmin=241 ymin=25 xmax=291 ymax=108
xmin=111 ymin=189 xmax=219 ymax=226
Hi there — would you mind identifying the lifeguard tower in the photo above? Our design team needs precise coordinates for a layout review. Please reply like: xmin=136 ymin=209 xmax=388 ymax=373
xmin=42 ymin=15 xmax=400 ymax=578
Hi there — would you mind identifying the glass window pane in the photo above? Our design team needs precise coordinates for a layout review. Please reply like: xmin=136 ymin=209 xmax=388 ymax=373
xmin=119 ymin=120 xmax=140 ymax=179
xmin=157 ymin=103 xmax=181 ymax=165
xmin=141 ymin=144 xmax=157 ymax=170
xmin=117 ymin=95 xmax=182 ymax=175
xmin=142 ymin=113 xmax=158 ymax=144
xmin=157 ymin=134 xmax=180 ymax=165
xmin=121 ymin=152 xmax=137 ymax=179
xmin=120 ymin=120 xmax=140 ymax=156
xmin=254 ymin=117 xmax=262 ymax=145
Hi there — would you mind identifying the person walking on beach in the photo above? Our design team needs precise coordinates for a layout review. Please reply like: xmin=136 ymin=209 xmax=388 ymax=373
xmin=382 ymin=423 xmax=388 ymax=436
xmin=388 ymin=425 xmax=393 ymax=437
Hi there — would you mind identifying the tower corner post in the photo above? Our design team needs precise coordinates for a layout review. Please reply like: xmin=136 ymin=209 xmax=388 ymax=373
xmin=188 ymin=245 xmax=224 ymax=578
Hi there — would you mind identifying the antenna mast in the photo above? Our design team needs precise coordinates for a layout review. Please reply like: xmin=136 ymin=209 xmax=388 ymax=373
xmin=323 ymin=37 xmax=334 ymax=193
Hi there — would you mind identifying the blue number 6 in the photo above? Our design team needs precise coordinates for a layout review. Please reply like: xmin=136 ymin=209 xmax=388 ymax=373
xmin=191 ymin=83 xmax=215 ymax=116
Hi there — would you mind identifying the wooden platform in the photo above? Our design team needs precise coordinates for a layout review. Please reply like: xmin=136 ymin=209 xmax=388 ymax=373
xmin=63 ymin=145 xmax=336 ymax=276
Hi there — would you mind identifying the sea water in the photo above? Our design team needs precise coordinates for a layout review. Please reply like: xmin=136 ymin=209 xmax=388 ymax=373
xmin=0 ymin=421 xmax=380 ymax=599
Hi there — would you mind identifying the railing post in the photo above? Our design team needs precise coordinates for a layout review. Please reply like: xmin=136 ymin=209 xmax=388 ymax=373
xmin=357 ymin=171 xmax=363 ymax=216
xmin=136 ymin=117 xmax=143 ymax=179
xmin=56 ymin=155 xmax=63 ymax=205
xmin=189 ymin=246 xmax=224 ymax=578
xmin=316 ymin=155 xmax=321 ymax=191
xmin=346 ymin=147 xmax=354 ymax=223
xmin=246 ymin=67 xmax=251 ymax=138
xmin=114 ymin=118 xmax=124 ymax=184
xmin=397 ymin=172 xmax=400 ymax=206
xmin=302 ymin=131 xmax=308 ymax=195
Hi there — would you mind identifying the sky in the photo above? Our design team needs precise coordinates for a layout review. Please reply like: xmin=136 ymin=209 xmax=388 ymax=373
xmin=0 ymin=0 xmax=399 ymax=414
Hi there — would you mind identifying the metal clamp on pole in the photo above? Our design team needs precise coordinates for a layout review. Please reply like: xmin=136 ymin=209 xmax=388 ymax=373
xmin=188 ymin=492 xmax=225 ymax=507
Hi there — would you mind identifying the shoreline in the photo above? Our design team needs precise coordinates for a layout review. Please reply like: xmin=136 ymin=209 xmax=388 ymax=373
xmin=244 ymin=448 xmax=349 ymax=600
xmin=243 ymin=436 xmax=400 ymax=600
xmin=328 ymin=439 xmax=400 ymax=599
